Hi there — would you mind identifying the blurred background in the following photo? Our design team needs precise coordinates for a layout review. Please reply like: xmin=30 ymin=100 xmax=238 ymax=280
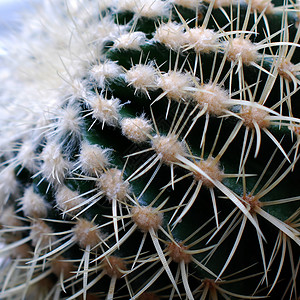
xmin=0 ymin=0 xmax=39 ymax=54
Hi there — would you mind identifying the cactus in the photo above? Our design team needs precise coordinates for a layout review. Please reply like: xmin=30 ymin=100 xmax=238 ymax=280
xmin=0 ymin=0 xmax=300 ymax=299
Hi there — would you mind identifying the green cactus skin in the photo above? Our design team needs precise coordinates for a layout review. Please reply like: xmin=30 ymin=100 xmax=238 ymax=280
xmin=0 ymin=0 xmax=300 ymax=299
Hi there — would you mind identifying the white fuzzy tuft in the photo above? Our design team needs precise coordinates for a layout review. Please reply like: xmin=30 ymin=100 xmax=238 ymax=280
xmin=117 ymin=0 xmax=170 ymax=17
xmin=134 ymin=0 xmax=171 ymax=18
xmin=16 ymin=140 xmax=38 ymax=173
xmin=192 ymin=84 xmax=229 ymax=116
xmin=50 ymin=256 xmax=74 ymax=279
xmin=167 ymin=241 xmax=192 ymax=263
xmin=158 ymin=71 xmax=194 ymax=102
xmin=40 ymin=141 xmax=71 ymax=185
xmin=193 ymin=157 xmax=224 ymax=188
xmin=245 ymin=0 xmax=274 ymax=14
xmin=0 ymin=206 xmax=23 ymax=242
xmin=102 ymin=256 xmax=127 ymax=278
xmin=97 ymin=168 xmax=130 ymax=202
xmin=154 ymin=22 xmax=186 ymax=50
xmin=121 ymin=116 xmax=153 ymax=143
xmin=0 ymin=206 xmax=23 ymax=228
xmin=152 ymin=134 xmax=187 ymax=164
xmin=73 ymin=219 xmax=103 ymax=248
xmin=65 ymin=79 xmax=90 ymax=102
xmin=20 ymin=186 xmax=48 ymax=218
xmin=55 ymin=185 xmax=84 ymax=216
xmin=86 ymin=94 xmax=121 ymax=128
xmin=98 ymin=0 xmax=118 ymax=11
xmin=226 ymin=38 xmax=258 ymax=65
xmin=30 ymin=220 xmax=55 ymax=248
xmin=89 ymin=60 xmax=123 ymax=87
xmin=117 ymin=0 xmax=138 ymax=11
xmin=132 ymin=206 xmax=163 ymax=232
xmin=95 ymin=15 xmax=125 ymax=42
xmin=0 ymin=167 xmax=18 ymax=206
xmin=77 ymin=142 xmax=110 ymax=176
xmin=240 ymin=106 xmax=270 ymax=129
xmin=125 ymin=63 xmax=158 ymax=93
xmin=184 ymin=27 xmax=219 ymax=53
xmin=54 ymin=105 xmax=83 ymax=141
xmin=113 ymin=32 xmax=147 ymax=50
xmin=278 ymin=59 xmax=299 ymax=82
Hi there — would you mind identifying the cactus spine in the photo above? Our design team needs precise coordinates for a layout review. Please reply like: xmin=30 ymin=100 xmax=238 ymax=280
xmin=0 ymin=0 xmax=300 ymax=299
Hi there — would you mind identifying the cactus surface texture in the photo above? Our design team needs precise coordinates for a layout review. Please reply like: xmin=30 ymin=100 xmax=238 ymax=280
xmin=1 ymin=0 xmax=300 ymax=299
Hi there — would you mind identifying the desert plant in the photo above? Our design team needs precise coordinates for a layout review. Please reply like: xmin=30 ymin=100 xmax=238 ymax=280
xmin=0 ymin=0 xmax=300 ymax=299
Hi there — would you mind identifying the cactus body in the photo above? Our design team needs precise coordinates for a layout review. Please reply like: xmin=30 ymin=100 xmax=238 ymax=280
xmin=0 ymin=0 xmax=300 ymax=299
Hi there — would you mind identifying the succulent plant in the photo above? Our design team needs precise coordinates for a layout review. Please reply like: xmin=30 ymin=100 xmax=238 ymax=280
xmin=0 ymin=0 xmax=300 ymax=299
